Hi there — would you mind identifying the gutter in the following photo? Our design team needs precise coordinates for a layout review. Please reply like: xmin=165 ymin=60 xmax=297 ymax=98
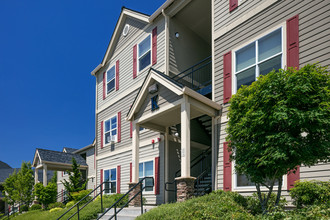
xmin=91 ymin=64 xmax=103 ymax=76
xmin=149 ymin=0 xmax=175 ymax=22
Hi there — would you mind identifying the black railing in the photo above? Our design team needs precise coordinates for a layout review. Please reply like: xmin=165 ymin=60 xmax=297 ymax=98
xmin=171 ymin=56 xmax=212 ymax=94
xmin=56 ymin=190 xmax=69 ymax=204
xmin=165 ymin=147 xmax=212 ymax=198
xmin=97 ymin=177 xmax=154 ymax=220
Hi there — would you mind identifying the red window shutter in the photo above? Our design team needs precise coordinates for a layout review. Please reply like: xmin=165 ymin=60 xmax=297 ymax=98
xmin=61 ymin=189 xmax=63 ymax=202
xmin=229 ymin=0 xmax=238 ymax=12
xmin=101 ymin=121 xmax=104 ymax=149
xmin=155 ymin=157 xmax=160 ymax=195
xmin=129 ymin=162 xmax=132 ymax=182
xmin=223 ymin=51 xmax=232 ymax=104
xmin=133 ymin=45 xmax=137 ymax=79
xmin=103 ymin=72 xmax=106 ymax=100
xmin=117 ymin=112 xmax=121 ymax=142
xmin=130 ymin=122 xmax=133 ymax=138
xmin=100 ymin=169 xmax=103 ymax=184
xmin=287 ymin=15 xmax=299 ymax=69
xmin=116 ymin=60 xmax=119 ymax=91
xmin=152 ymin=27 xmax=157 ymax=65
xmin=62 ymin=172 xmax=63 ymax=177
xmin=223 ymin=142 xmax=232 ymax=191
xmin=117 ymin=165 xmax=121 ymax=194
xmin=287 ymin=166 xmax=300 ymax=190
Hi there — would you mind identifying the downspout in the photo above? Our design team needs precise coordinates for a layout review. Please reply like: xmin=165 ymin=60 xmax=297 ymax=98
xmin=162 ymin=9 xmax=170 ymax=75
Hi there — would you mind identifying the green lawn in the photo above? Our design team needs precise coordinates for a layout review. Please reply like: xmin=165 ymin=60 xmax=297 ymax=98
xmin=11 ymin=194 xmax=128 ymax=220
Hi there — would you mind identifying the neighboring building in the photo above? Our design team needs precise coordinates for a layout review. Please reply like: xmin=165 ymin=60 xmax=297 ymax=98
xmin=90 ymin=0 xmax=330 ymax=205
xmin=0 ymin=161 xmax=16 ymax=214
xmin=32 ymin=142 xmax=95 ymax=202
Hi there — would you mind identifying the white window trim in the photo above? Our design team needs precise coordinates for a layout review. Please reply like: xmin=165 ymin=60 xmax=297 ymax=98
xmin=232 ymin=160 xmax=287 ymax=192
xmin=137 ymin=34 xmax=152 ymax=74
xmin=104 ymin=167 xmax=117 ymax=195
xmin=232 ymin=22 xmax=287 ymax=95
xmin=104 ymin=114 xmax=118 ymax=146
xmin=139 ymin=158 xmax=155 ymax=195
xmin=106 ymin=63 xmax=116 ymax=97
xmin=230 ymin=22 xmax=288 ymax=191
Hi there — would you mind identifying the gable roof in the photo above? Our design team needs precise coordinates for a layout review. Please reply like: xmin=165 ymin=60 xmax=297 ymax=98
xmin=91 ymin=8 xmax=150 ymax=76
xmin=33 ymin=148 xmax=87 ymax=167
xmin=126 ymin=68 xmax=184 ymax=120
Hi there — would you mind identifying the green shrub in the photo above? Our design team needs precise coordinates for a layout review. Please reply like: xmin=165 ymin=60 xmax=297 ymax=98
xmin=20 ymin=204 xmax=29 ymax=212
xmin=48 ymin=202 xmax=65 ymax=209
xmin=289 ymin=180 xmax=330 ymax=208
xmin=30 ymin=204 xmax=42 ymax=210
xmin=49 ymin=207 xmax=63 ymax=213
xmin=246 ymin=192 xmax=286 ymax=215
xmin=65 ymin=201 xmax=75 ymax=208
xmin=137 ymin=190 xmax=254 ymax=220
xmin=71 ymin=190 xmax=92 ymax=203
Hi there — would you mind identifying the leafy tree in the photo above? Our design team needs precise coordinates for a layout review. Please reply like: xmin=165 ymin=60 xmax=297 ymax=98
xmin=61 ymin=157 xmax=87 ymax=199
xmin=226 ymin=64 xmax=330 ymax=213
xmin=2 ymin=162 xmax=34 ymax=206
xmin=34 ymin=182 xmax=57 ymax=209
xmin=50 ymin=171 xmax=57 ymax=184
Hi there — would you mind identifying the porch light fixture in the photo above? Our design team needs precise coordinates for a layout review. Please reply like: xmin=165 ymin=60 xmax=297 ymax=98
xmin=175 ymin=32 xmax=179 ymax=38
xmin=175 ymin=132 xmax=179 ymax=137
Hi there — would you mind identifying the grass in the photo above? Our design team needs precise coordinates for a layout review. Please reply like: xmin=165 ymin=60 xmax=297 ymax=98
xmin=11 ymin=194 xmax=128 ymax=220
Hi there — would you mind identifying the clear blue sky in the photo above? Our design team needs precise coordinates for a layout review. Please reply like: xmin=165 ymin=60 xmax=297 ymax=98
xmin=0 ymin=0 xmax=165 ymax=168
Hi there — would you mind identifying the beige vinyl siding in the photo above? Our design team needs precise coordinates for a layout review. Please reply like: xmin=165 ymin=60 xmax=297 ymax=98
xmin=214 ymin=0 xmax=330 ymax=190
xmin=214 ymin=0 xmax=264 ymax=33
xmin=86 ymin=147 xmax=96 ymax=190
xmin=96 ymin=16 xmax=166 ymax=110
xmin=135 ymin=83 xmax=182 ymax=120
xmin=114 ymin=17 xmax=148 ymax=55
xmin=97 ymin=141 xmax=165 ymax=205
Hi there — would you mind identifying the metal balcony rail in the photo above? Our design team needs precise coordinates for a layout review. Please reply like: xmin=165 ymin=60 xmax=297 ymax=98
xmin=171 ymin=56 xmax=212 ymax=94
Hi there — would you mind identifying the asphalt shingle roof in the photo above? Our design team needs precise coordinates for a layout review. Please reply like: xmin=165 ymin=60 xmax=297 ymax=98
xmin=63 ymin=147 xmax=79 ymax=153
xmin=0 ymin=161 xmax=11 ymax=169
xmin=0 ymin=168 xmax=19 ymax=183
xmin=37 ymin=148 xmax=87 ymax=166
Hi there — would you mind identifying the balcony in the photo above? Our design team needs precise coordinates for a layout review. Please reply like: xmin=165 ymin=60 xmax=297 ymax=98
xmin=171 ymin=56 xmax=212 ymax=98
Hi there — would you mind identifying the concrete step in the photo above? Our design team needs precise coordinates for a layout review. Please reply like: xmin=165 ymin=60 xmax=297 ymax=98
xmin=98 ymin=206 xmax=155 ymax=220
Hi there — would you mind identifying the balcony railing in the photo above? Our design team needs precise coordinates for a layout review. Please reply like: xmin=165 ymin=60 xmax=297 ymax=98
xmin=171 ymin=56 xmax=212 ymax=95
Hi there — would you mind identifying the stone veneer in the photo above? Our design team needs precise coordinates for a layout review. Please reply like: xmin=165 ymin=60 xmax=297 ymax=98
xmin=175 ymin=176 xmax=196 ymax=202
xmin=128 ymin=182 xmax=142 ymax=207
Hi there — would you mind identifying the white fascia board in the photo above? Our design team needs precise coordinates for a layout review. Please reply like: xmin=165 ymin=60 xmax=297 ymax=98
xmin=101 ymin=9 xmax=150 ymax=67
xmin=183 ymin=87 xmax=222 ymax=111
xmin=91 ymin=64 xmax=103 ymax=76
xmin=126 ymin=70 xmax=183 ymax=121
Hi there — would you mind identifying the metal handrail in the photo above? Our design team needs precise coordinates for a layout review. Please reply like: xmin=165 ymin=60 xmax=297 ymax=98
xmin=175 ymin=147 xmax=212 ymax=177
xmin=97 ymin=177 xmax=154 ymax=220
xmin=171 ymin=56 xmax=212 ymax=80
xmin=57 ymin=180 xmax=106 ymax=220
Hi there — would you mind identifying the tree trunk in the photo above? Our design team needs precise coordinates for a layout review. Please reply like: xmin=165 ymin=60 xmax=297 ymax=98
xmin=275 ymin=176 xmax=283 ymax=207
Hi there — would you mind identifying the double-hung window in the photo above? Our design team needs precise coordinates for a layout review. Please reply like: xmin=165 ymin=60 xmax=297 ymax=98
xmin=139 ymin=160 xmax=154 ymax=192
xmin=106 ymin=65 xmax=115 ymax=93
xmin=104 ymin=115 xmax=117 ymax=144
xmin=138 ymin=35 xmax=151 ymax=72
xmin=234 ymin=28 xmax=283 ymax=92
xmin=104 ymin=168 xmax=116 ymax=194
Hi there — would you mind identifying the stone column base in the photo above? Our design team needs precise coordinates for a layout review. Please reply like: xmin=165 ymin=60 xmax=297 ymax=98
xmin=175 ymin=176 xmax=196 ymax=202
xmin=128 ymin=182 xmax=141 ymax=207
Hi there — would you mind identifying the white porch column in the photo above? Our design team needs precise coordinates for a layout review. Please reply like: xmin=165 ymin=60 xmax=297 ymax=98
xmin=34 ymin=168 xmax=39 ymax=185
xmin=164 ymin=127 xmax=170 ymax=203
xmin=132 ymin=122 xmax=140 ymax=183
xmin=43 ymin=164 xmax=47 ymax=186
xmin=181 ymin=95 xmax=190 ymax=177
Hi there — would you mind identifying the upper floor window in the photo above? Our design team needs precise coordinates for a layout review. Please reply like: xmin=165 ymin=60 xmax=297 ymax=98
xmin=138 ymin=35 xmax=151 ymax=72
xmin=234 ymin=28 xmax=282 ymax=92
xmin=107 ymin=65 xmax=115 ymax=94
xmin=104 ymin=168 xmax=116 ymax=194
xmin=104 ymin=115 xmax=117 ymax=144
xmin=139 ymin=160 xmax=154 ymax=192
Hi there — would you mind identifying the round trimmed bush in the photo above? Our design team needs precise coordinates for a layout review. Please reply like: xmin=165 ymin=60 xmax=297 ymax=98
xmin=49 ymin=207 xmax=63 ymax=213
xmin=30 ymin=204 xmax=42 ymax=210
xmin=48 ymin=202 xmax=65 ymax=209
xmin=65 ymin=201 xmax=75 ymax=208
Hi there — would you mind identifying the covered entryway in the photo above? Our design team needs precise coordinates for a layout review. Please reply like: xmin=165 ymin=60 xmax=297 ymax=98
xmin=126 ymin=68 xmax=221 ymax=202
